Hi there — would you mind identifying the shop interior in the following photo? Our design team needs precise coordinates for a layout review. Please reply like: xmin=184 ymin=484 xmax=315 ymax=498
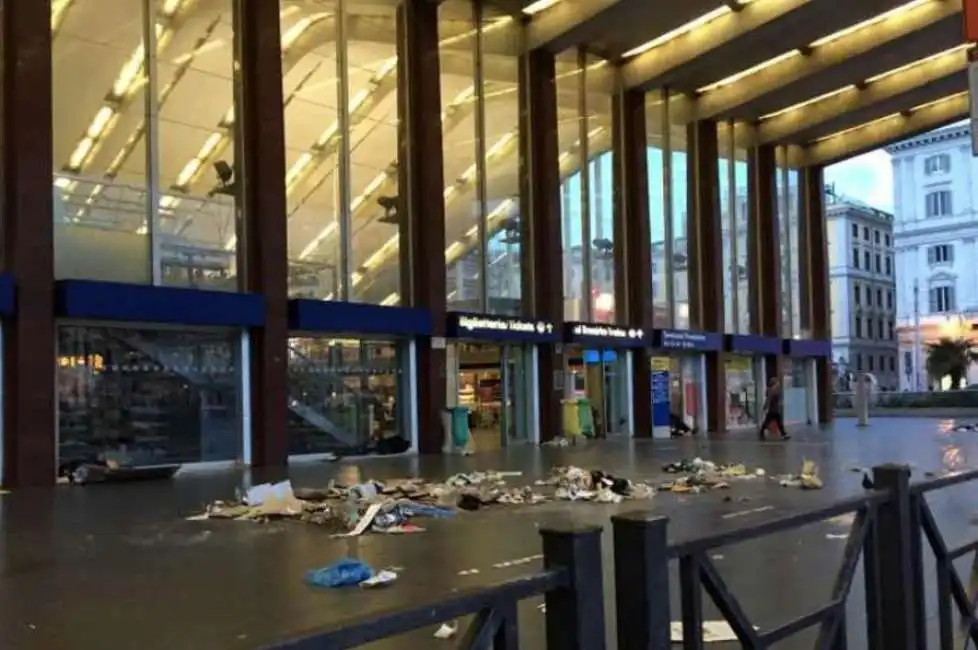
xmin=651 ymin=355 xmax=704 ymax=435
xmin=725 ymin=355 xmax=762 ymax=429
xmin=453 ymin=343 xmax=528 ymax=451
xmin=287 ymin=337 xmax=405 ymax=456
xmin=562 ymin=349 xmax=629 ymax=438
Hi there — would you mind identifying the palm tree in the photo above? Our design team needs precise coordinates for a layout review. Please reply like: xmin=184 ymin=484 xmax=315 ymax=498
xmin=926 ymin=337 xmax=977 ymax=389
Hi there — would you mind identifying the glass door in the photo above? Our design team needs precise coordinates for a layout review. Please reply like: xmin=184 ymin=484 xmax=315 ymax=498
xmin=500 ymin=345 xmax=530 ymax=445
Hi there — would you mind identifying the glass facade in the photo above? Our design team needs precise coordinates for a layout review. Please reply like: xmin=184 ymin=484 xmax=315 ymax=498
xmin=439 ymin=2 xmax=523 ymax=314
xmin=280 ymin=0 xmax=401 ymax=304
xmin=557 ymin=50 xmax=614 ymax=323
xmin=287 ymin=337 xmax=407 ymax=455
xmin=2 ymin=0 xmax=844 ymax=486
xmin=57 ymin=326 xmax=242 ymax=469
xmin=53 ymin=0 xmax=241 ymax=289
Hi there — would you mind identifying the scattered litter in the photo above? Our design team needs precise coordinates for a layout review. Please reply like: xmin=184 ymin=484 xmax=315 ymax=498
xmin=711 ymin=554 xmax=724 ymax=561
xmin=306 ymin=558 xmax=374 ymax=588
xmin=542 ymin=437 xmax=573 ymax=448
xmin=778 ymin=460 xmax=823 ymax=490
xmin=434 ymin=622 xmax=458 ymax=639
xmin=826 ymin=533 xmax=849 ymax=540
xmin=360 ymin=570 xmax=398 ymax=588
xmin=670 ymin=620 xmax=758 ymax=643
xmin=245 ymin=481 xmax=295 ymax=506
xmin=457 ymin=568 xmax=480 ymax=576
xmin=333 ymin=502 xmax=383 ymax=538
xmin=538 ymin=603 xmax=546 ymax=613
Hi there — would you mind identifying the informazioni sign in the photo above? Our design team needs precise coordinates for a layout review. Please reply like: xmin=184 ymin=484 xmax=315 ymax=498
xmin=656 ymin=329 xmax=722 ymax=352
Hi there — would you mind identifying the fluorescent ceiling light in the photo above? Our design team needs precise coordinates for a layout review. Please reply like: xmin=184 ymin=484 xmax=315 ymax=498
xmin=523 ymin=0 xmax=560 ymax=15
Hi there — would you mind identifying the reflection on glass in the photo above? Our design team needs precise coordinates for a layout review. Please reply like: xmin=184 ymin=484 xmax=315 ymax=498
xmin=281 ymin=0 xmax=401 ymax=305
xmin=282 ymin=0 xmax=341 ymax=300
xmin=784 ymin=358 xmax=811 ymax=423
xmin=670 ymin=117 xmax=690 ymax=329
xmin=287 ymin=337 xmax=406 ymax=455
xmin=557 ymin=50 xmax=585 ymax=321
xmin=589 ymin=74 xmax=615 ymax=324
xmin=57 ymin=326 xmax=241 ymax=469
xmin=719 ymin=124 xmax=733 ymax=333
xmin=53 ymin=0 xmax=241 ymax=289
xmin=725 ymin=355 xmax=760 ymax=428
xmin=719 ymin=122 xmax=751 ymax=334
xmin=440 ymin=0 xmax=481 ymax=312
xmin=646 ymin=92 xmax=668 ymax=327
xmin=788 ymin=168 xmax=801 ymax=336
xmin=483 ymin=12 xmax=523 ymax=316
xmin=735 ymin=142 xmax=750 ymax=334
xmin=777 ymin=154 xmax=801 ymax=336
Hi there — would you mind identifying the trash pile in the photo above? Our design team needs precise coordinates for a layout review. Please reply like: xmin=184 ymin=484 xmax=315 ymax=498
xmin=776 ymin=459 xmax=824 ymax=490
xmin=534 ymin=466 xmax=656 ymax=503
xmin=190 ymin=465 xmax=660 ymax=535
xmin=658 ymin=458 xmax=765 ymax=493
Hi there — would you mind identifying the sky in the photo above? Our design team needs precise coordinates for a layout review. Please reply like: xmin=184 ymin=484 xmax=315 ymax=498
xmin=824 ymin=149 xmax=894 ymax=212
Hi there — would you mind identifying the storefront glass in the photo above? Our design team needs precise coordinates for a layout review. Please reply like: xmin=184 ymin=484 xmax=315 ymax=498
xmin=719 ymin=122 xmax=751 ymax=334
xmin=454 ymin=343 xmax=531 ymax=448
xmin=565 ymin=350 xmax=629 ymax=437
xmin=725 ymin=355 xmax=762 ymax=429
xmin=784 ymin=358 xmax=812 ymax=424
xmin=777 ymin=150 xmax=802 ymax=336
xmin=287 ymin=336 xmax=407 ymax=456
xmin=52 ymin=0 xmax=241 ymax=289
xmin=650 ymin=354 xmax=704 ymax=433
xmin=668 ymin=94 xmax=690 ymax=329
xmin=57 ymin=326 xmax=242 ymax=470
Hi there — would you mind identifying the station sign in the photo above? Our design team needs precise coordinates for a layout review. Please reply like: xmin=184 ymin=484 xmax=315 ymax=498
xmin=445 ymin=312 xmax=558 ymax=343
xmin=654 ymin=329 xmax=723 ymax=352
xmin=563 ymin=321 xmax=648 ymax=348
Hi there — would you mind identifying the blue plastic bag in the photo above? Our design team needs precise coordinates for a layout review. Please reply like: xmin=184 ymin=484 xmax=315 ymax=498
xmin=306 ymin=558 xmax=374 ymax=588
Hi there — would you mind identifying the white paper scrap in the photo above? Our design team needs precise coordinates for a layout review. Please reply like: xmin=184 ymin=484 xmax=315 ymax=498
xmin=670 ymin=620 xmax=758 ymax=643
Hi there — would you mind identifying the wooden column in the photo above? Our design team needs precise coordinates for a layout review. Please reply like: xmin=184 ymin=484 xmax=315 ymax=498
xmin=613 ymin=89 xmax=651 ymax=438
xmin=519 ymin=49 xmax=562 ymax=442
xmin=802 ymin=165 xmax=832 ymax=424
xmin=398 ymin=0 xmax=446 ymax=452
xmin=686 ymin=120 xmax=725 ymax=435
xmin=1 ymin=0 xmax=56 ymax=486
xmin=747 ymin=143 xmax=783 ymax=383
xmin=238 ymin=0 xmax=289 ymax=469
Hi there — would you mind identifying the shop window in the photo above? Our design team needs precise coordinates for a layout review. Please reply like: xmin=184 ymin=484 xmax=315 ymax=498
xmin=287 ymin=337 xmax=407 ymax=456
xmin=57 ymin=327 xmax=242 ymax=470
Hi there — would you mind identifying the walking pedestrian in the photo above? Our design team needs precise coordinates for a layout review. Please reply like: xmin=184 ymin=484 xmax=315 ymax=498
xmin=759 ymin=377 xmax=790 ymax=441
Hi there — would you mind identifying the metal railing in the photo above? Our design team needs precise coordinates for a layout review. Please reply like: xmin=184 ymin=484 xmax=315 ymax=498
xmin=259 ymin=525 xmax=605 ymax=650
xmin=251 ymin=465 xmax=978 ymax=650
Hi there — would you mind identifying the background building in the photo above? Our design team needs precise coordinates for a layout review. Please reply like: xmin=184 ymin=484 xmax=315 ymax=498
xmin=889 ymin=124 xmax=978 ymax=390
xmin=825 ymin=186 xmax=898 ymax=390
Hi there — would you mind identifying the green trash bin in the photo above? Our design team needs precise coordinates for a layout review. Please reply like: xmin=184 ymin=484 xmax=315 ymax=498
xmin=576 ymin=398 xmax=594 ymax=437
xmin=449 ymin=406 xmax=471 ymax=448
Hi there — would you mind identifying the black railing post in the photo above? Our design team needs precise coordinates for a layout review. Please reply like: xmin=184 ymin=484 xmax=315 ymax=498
xmin=872 ymin=463 xmax=919 ymax=650
xmin=540 ymin=524 xmax=606 ymax=650
xmin=611 ymin=513 xmax=671 ymax=650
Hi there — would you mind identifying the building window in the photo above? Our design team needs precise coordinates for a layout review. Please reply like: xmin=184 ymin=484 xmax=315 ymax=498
xmin=868 ymin=355 xmax=874 ymax=372
xmin=886 ymin=291 xmax=893 ymax=309
xmin=867 ymin=317 xmax=874 ymax=339
xmin=864 ymin=251 xmax=870 ymax=270
xmin=874 ymin=230 xmax=880 ymax=244
xmin=885 ymin=256 xmax=892 ymax=276
xmin=925 ymin=190 xmax=952 ymax=217
xmin=855 ymin=317 xmax=862 ymax=338
xmin=853 ymin=248 xmax=860 ymax=269
xmin=927 ymin=244 xmax=954 ymax=264
xmin=885 ymin=234 xmax=891 ymax=247
xmin=889 ymin=356 xmax=895 ymax=372
xmin=929 ymin=285 xmax=956 ymax=314
xmin=877 ymin=319 xmax=883 ymax=340
xmin=875 ymin=254 xmax=881 ymax=273
xmin=888 ymin=319 xmax=894 ymax=340
xmin=862 ymin=226 xmax=870 ymax=241
xmin=924 ymin=153 xmax=951 ymax=175
xmin=851 ymin=223 xmax=859 ymax=238
xmin=856 ymin=354 xmax=862 ymax=371
xmin=876 ymin=288 xmax=882 ymax=306
xmin=854 ymin=284 xmax=861 ymax=305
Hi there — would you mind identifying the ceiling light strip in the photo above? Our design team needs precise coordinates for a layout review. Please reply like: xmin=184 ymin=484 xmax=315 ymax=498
xmin=698 ymin=0 xmax=939 ymax=95
xmin=761 ymin=43 xmax=974 ymax=120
